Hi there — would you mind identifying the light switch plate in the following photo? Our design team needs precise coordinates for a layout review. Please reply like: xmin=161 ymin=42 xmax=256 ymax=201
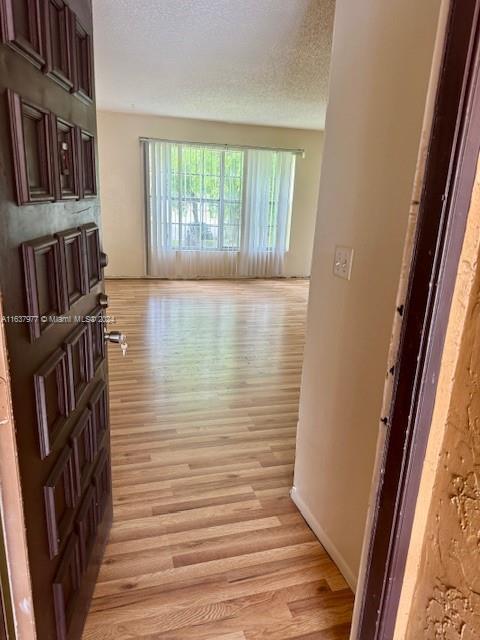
xmin=333 ymin=246 xmax=354 ymax=280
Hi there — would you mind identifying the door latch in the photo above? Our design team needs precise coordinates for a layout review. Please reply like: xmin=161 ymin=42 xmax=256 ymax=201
xmin=104 ymin=330 xmax=128 ymax=357
xmin=98 ymin=293 xmax=108 ymax=308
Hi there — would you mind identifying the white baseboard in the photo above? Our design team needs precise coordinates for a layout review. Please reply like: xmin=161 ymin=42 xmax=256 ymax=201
xmin=290 ymin=485 xmax=357 ymax=592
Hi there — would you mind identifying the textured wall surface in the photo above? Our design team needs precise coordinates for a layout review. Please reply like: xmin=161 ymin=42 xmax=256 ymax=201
xmin=405 ymin=161 xmax=480 ymax=639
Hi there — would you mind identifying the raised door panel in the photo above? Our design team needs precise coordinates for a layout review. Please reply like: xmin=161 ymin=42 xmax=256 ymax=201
xmin=70 ymin=408 xmax=94 ymax=496
xmin=89 ymin=380 xmax=107 ymax=456
xmin=43 ymin=0 xmax=73 ymax=90
xmin=44 ymin=446 xmax=78 ymax=558
xmin=0 ymin=0 xmax=44 ymax=67
xmin=81 ymin=223 xmax=101 ymax=290
xmin=78 ymin=130 xmax=96 ymax=198
xmin=52 ymin=534 xmax=81 ymax=640
xmin=71 ymin=16 xmax=92 ymax=102
xmin=56 ymin=228 xmax=86 ymax=311
xmin=88 ymin=306 xmax=105 ymax=374
xmin=51 ymin=117 xmax=80 ymax=201
xmin=8 ymin=90 xmax=54 ymax=205
xmin=75 ymin=485 xmax=97 ymax=573
xmin=34 ymin=348 xmax=70 ymax=459
xmin=22 ymin=235 xmax=64 ymax=340
xmin=64 ymin=323 xmax=93 ymax=412
xmin=92 ymin=449 xmax=110 ymax=524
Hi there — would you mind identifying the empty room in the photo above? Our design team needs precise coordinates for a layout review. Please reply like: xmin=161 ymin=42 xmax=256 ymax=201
xmin=1 ymin=1 xmax=480 ymax=640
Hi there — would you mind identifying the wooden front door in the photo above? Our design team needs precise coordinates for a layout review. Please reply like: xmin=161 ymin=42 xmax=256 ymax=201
xmin=0 ymin=572 xmax=7 ymax=640
xmin=0 ymin=1 xmax=113 ymax=638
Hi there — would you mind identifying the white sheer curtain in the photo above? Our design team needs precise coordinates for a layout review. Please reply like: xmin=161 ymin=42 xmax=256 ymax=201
xmin=144 ymin=141 xmax=295 ymax=279
xmin=145 ymin=141 xmax=176 ymax=277
xmin=239 ymin=149 xmax=294 ymax=277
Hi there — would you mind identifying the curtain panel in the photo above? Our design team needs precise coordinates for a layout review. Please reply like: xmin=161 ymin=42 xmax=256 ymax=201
xmin=144 ymin=140 xmax=295 ymax=279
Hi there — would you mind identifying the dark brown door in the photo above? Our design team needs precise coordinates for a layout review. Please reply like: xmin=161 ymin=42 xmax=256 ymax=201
xmin=0 ymin=1 xmax=112 ymax=638
xmin=0 ymin=558 xmax=8 ymax=640
xmin=0 ymin=524 xmax=11 ymax=640
xmin=0 ymin=593 xmax=6 ymax=640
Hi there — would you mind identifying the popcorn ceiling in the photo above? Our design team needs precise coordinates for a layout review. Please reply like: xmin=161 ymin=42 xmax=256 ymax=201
xmin=92 ymin=0 xmax=335 ymax=129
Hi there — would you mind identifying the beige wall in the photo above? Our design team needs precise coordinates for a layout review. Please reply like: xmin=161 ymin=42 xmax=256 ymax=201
xmin=292 ymin=0 xmax=443 ymax=589
xmin=393 ymin=157 xmax=480 ymax=639
xmin=96 ymin=111 xmax=323 ymax=278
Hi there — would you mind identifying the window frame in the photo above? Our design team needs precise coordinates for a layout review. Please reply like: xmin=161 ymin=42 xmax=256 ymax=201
xmin=146 ymin=140 xmax=296 ymax=255
xmin=167 ymin=143 xmax=244 ymax=252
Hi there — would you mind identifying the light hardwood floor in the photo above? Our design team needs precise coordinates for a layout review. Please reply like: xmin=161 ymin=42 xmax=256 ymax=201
xmin=83 ymin=279 xmax=354 ymax=640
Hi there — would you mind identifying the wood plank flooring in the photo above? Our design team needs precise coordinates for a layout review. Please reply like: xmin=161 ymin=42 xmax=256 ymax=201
xmin=82 ymin=279 xmax=354 ymax=640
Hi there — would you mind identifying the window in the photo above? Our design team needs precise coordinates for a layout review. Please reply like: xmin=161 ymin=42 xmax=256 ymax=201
xmin=169 ymin=144 xmax=243 ymax=251
xmin=147 ymin=141 xmax=295 ymax=253
xmin=145 ymin=139 xmax=296 ymax=278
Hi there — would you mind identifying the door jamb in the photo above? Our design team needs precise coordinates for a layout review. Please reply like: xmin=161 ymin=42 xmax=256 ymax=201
xmin=355 ymin=1 xmax=480 ymax=637
xmin=0 ymin=297 xmax=36 ymax=640
xmin=0 ymin=522 xmax=12 ymax=640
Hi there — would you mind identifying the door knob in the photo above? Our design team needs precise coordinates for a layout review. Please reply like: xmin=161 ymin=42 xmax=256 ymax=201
xmin=100 ymin=252 xmax=109 ymax=269
xmin=104 ymin=330 xmax=128 ymax=357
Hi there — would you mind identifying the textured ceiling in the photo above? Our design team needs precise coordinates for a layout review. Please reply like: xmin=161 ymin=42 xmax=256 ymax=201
xmin=92 ymin=0 xmax=335 ymax=130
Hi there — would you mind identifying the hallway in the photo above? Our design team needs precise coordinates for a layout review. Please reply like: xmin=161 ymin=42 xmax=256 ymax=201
xmin=82 ymin=279 xmax=353 ymax=640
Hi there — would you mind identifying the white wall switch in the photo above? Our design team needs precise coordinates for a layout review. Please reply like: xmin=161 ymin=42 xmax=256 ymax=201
xmin=333 ymin=246 xmax=354 ymax=280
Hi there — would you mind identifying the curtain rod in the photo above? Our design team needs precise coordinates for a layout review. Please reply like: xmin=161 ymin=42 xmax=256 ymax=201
xmin=139 ymin=136 xmax=305 ymax=158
